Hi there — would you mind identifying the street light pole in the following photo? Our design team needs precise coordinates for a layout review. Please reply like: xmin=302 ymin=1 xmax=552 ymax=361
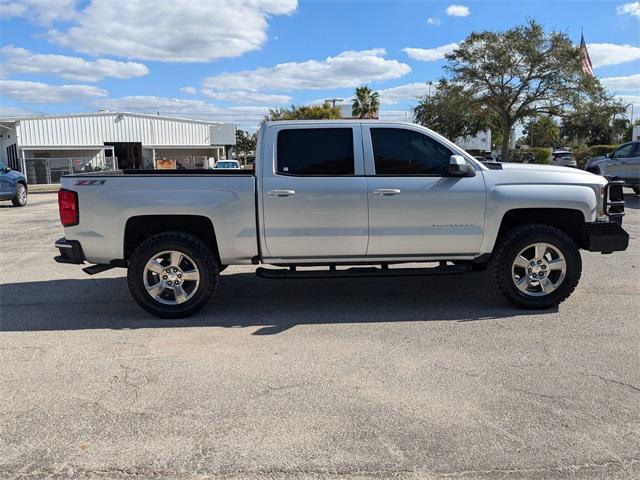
xmin=324 ymin=98 xmax=344 ymax=108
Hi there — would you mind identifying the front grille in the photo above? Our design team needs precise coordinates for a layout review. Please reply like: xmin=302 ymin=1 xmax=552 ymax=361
xmin=604 ymin=180 xmax=625 ymax=223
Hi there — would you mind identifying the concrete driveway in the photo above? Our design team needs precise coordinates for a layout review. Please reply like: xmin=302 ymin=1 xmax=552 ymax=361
xmin=1 ymin=192 xmax=639 ymax=479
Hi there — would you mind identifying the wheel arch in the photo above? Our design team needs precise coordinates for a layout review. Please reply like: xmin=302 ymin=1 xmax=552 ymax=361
xmin=124 ymin=215 xmax=221 ymax=265
xmin=491 ymin=208 xmax=587 ymax=253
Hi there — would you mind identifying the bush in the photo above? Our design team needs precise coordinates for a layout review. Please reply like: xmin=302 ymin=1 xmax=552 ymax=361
xmin=574 ymin=144 xmax=618 ymax=168
xmin=529 ymin=147 xmax=552 ymax=164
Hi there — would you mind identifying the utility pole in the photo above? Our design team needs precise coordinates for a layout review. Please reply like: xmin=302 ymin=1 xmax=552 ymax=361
xmin=324 ymin=98 xmax=344 ymax=107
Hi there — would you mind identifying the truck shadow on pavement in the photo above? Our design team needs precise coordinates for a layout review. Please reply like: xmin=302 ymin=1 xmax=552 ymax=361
xmin=623 ymin=193 xmax=639 ymax=209
xmin=1 ymin=271 xmax=556 ymax=333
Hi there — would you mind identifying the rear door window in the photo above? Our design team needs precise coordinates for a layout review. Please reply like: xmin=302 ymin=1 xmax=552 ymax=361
xmin=370 ymin=128 xmax=453 ymax=175
xmin=277 ymin=128 xmax=354 ymax=175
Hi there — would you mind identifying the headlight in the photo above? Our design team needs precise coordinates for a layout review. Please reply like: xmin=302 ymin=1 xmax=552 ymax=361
xmin=596 ymin=185 xmax=608 ymax=222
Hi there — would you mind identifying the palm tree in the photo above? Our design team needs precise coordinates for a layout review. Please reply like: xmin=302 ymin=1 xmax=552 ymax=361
xmin=352 ymin=86 xmax=380 ymax=119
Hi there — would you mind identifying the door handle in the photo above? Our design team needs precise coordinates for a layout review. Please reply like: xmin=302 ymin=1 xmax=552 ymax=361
xmin=372 ymin=188 xmax=401 ymax=196
xmin=267 ymin=189 xmax=296 ymax=197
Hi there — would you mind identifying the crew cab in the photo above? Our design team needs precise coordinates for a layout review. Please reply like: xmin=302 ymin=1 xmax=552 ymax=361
xmin=54 ymin=121 xmax=629 ymax=318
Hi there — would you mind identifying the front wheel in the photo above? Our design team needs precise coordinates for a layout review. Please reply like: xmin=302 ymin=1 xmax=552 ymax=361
xmin=490 ymin=224 xmax=582 ymax=309
xmin=11 ymin=183 xmax=27 ymax=207
xmin=127 ymin=231 xmax=220 ymax=318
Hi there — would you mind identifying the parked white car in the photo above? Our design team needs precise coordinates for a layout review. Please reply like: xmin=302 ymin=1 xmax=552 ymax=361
xmin=214 ymin=160 xmax=241 ymax=169
xmin=551 ymin=149 xmax=577 ymax=168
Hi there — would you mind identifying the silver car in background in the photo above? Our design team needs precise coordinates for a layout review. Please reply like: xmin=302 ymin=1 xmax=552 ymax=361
xmin=551 ymin=149 xmax=577 ymax=168
xmin=585 ymin=141 xmax=640 ymax=194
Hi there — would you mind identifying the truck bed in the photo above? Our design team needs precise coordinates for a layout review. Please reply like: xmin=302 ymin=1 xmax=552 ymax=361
xmin=60 ymin=172 xmax=258 ymax=265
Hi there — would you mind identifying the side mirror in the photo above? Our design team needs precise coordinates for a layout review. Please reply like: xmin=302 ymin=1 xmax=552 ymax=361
xmin=448 ymin=155 xmax=475 ymax=177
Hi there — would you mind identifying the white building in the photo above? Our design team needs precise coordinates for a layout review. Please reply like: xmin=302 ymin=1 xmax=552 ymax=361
xmin=0 ymin=111 xmax=236 ymax=184
xmin=455 ymin=130 xmax=492 ymax=153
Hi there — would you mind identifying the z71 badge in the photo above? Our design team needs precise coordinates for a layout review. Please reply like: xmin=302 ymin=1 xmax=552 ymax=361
xmin=74 ymin=179 xmax=106 ymax=185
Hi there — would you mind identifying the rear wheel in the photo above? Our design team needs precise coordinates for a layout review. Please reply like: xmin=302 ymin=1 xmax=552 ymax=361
xmin=11 ymin=183 xmax=27 ymax=207
xmin=490 ymin=224 xmax=581 ymax=309
xmin=127 ymin=231 xmax=220 ymax=318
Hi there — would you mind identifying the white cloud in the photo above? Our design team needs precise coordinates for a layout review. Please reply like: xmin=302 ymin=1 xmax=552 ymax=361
xmin=0 ymin=105 xmax=39 ymax=117
xmin=92 ymin=95 xmax=269 ymax=126
xmin=0 ymin=0 xmax=78 ymax=24
xmin=180 ymin=86 xmax=197 ymax=95
xmin=617 ymin=2 xmax=640 ymax=18
xmin=48 ymin=0 xmax=298 ymax=62
xmin=427 ymin=17 xmax=441 ymax=26
xmin=202 ymin=89 xmax=292 ymax=105
xmin=403 ymin=43 xmax=459 ymax=62
xmin=203 ymin=49 xmax=410 ymax=91
xmin=0 ymin=80 xmax=107 ymax=103
xmin=615 ymin=95 xmax=640 ymax=111
xmin=601 ymin=73 xmax=640 ymax=92
xmin=588 ymin=43 xmax=640 ymax=68
xmin=0 ymin=46 xmax=149 ymax=82
xmin=378 ymin=83 xmax=433 ymax=104
xmin=446 ymin=5 xmax=470 ymax=17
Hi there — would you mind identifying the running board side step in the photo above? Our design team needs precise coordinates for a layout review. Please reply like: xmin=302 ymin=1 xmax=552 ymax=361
xmin=255 ymin=263 xmax=470 ymax=280
xmin=82 ymin=264 xmax=116 ymax=275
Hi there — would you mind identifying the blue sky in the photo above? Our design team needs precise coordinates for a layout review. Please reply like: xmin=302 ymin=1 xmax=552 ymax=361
xmin=1 ymin=0 xmax=639 ymax=130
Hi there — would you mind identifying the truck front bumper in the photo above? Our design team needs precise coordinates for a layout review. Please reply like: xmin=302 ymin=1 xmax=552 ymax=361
xmin=54 ymin=237 xmax=85 ymax=264
xmin=582 ymin=222 xmax=629 ymax=253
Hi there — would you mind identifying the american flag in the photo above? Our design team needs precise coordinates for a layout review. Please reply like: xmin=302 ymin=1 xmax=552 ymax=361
xmin=580 ymin=33 xmax=594 ymax=76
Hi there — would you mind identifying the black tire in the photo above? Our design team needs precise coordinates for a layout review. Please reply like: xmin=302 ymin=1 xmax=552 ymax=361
xmin=489 ymin=224 xmax=582 ymax=309
xmin=11 ymin=183 xmax=27 ymax=207
xmin=127 ymin=231 xmax=220 ymax=318
xmin=633 ymin=187 xmax=640 ymax=195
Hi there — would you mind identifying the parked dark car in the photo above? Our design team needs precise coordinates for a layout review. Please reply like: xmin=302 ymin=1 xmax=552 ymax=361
xmin=0 ymin=161 xmax=28 ymax=207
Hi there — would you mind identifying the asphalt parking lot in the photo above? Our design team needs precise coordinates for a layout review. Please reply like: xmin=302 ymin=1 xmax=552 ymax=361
xmin=1 ymin=192 xmax=639 ymax=479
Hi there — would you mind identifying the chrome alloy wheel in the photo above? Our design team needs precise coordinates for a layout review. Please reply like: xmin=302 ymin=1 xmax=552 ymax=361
xmin=512 ymin=242 xmax=566 ymax=297
xmin=16 ymin=184 xmax=27 ymax=204
xmin=143 ymin=250 xmax=200 ymax=305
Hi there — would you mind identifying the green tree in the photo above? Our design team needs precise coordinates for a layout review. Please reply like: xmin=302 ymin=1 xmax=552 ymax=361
xmin=442 ymin=20 xmax=595 ymax=161
xmin=235 ymin=129 xmax=257 ymax=164
xmin=560 ymin=85 xmax=624 ymax=145
xmin=623 ymin=118 xmax=640 ymax=142
xmin=523 ymin=115 xmax=561 ymax=148
xmin=413 ymin=80 xmax=491 ymax=140
xmin=265 ymin=102 xmax=342 ymax=121
xmin=352 ymin=85 xmax=380 ymax=119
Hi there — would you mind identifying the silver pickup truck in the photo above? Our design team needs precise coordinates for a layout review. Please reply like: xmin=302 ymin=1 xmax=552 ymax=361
xmin=55 ymin=121 xmax=629 ymax=318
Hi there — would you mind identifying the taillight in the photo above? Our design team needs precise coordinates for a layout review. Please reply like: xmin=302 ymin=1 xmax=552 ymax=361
xmin=58 ymin=189 xmax=79 ymax=226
